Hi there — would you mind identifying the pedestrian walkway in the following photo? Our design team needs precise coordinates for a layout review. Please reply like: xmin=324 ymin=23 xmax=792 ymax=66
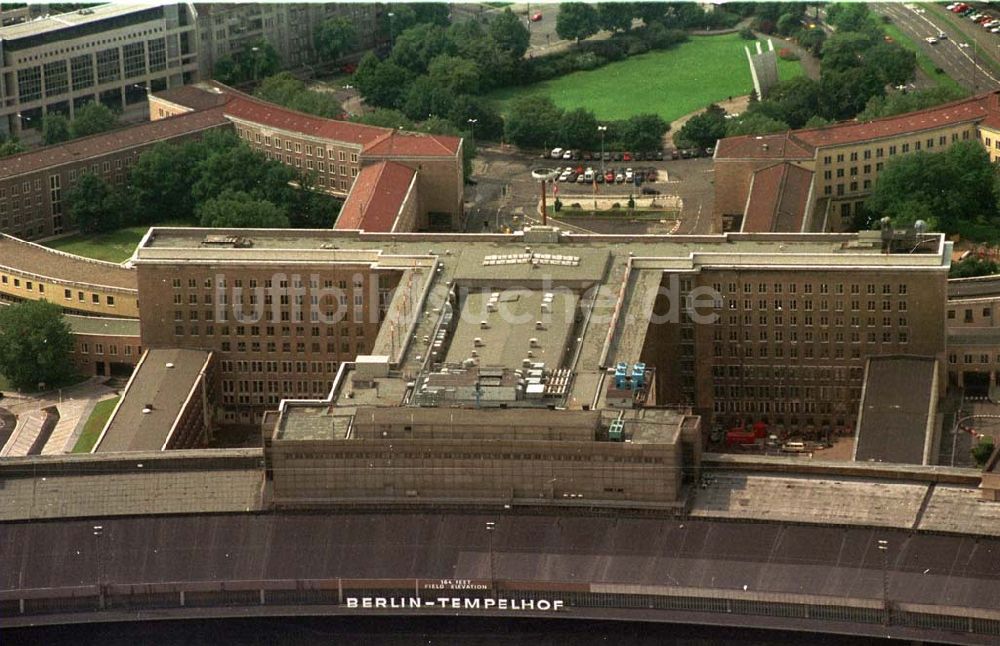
xmin=0 ymin=409 xmax=49 ymax=457
xmin=41 ymin=399 xmax=89 ymax=455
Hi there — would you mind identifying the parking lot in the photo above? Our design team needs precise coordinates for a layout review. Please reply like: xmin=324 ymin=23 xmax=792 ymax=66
xmin=467 ymin=146 xmax=716 ymax=235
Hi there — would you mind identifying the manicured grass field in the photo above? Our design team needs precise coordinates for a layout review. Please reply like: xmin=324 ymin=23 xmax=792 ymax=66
xmin=72 ymin=396 xmax=120 ymax=453
xmin=43 ymin=220 xmax=192 ymax=264
xmin=487 ymin=33 xmax=805 ymax=122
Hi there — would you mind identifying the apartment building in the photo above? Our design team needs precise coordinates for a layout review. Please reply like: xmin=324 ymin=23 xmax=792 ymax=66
xmin=714 ymin=92 xmax=1000 ymax=233
xmin=192 ymin=3 xmax=379 ymax=77
xmin=0 ymin=3 xmax=198 ymax=142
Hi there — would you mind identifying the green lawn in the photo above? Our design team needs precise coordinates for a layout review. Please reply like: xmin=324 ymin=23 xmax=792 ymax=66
xmin=487 ymin=33 xmax=805 ymax=122
xmin=43 ymin=220 xmax=192 ymax=263
xmin=71 ymin=396 xmax=120 ymax=453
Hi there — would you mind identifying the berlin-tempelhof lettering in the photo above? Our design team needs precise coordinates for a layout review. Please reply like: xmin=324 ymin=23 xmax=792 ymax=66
xmin=346 ymin=597 xmax=565 ymax=611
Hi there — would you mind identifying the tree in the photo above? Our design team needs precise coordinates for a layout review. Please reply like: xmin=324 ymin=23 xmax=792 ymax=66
xmin=353 ymin=53 xmax=413 ymax=108
xmin=869 ymin=42 xmax=916 ymax=86
xmin=390 ymin=23 xmax=455 ymax=74
xmin=951 ymin=256 xmax=1000 ymax=278
xmin=69 ymin=102 xmax=117 ymax=138
xmin=378 ymin=4 xmax=417 ymax=41
xmin=351 ymin=108 xmax=415 ymax=130
xmin=820 ymin=31 xmax=880 ymax=74
xmin=42 ymin=113 xmax=70 ymax=145
xmin=313 ymin=16 xmax=357 ymax=63
xmin=412 ymin=2 xmax=451 ymax=27
xmin=725 ymin=112 xmax=790 ymax=137
xmin=803 ymin=115 xmax=833 ymax=128
xmin=616 ymin=113 xmax=670 ymax=151
xmin=191 ymin=133 xmax=298 ymax=207
xmin=760 ymin=76 xmax=821 ymax=129
xmin=559 ymin=108 xmax=599 ymax=150
xmin=447 ymin=95 xmax=505 ymax=141
xmin=402 ymin=76 xmax=456 ymax=121
xmin=0 ymin=300 xmax=75 ymax=391
xmin=673 ymin=105 xmax=727 ymax=149
xmin=858 ymin=86 xmax=967 ymax=121
xmin=597 ymin=2 xmax=634 ymax=33
xmin=798 ymin=26 xmax=826 ymax=56
xmin=197 ymin=190 xmax=290 ymax=228
xmin=776 ymin=12 xmax=799 ymax=36
xmin=0 ymin=139 xmax=24 ymax=158
xmin=65 ymin=172 xmax=118 ymax=233
xmin=489 ymin=8 xmax=531 ymax=58
xmin=972 ymin=435 xmax=996 ymax=468
xmin=864 ymin=141 xmax=999 ymax=234
xmin=290 ymin=174 xmax=342 ymax=228
xmin=128 ymin=139 xmax=208 ymax=225
xmin=213 ymin=40 xmax=280 ymax=84
xmin=255 ymin=73 xmax=342 ymax=118
xmin=819 ymin=66 xmax=884 ymax=121
xmin=825 ymin=3 xmax=871 ymax=33
xmin=427 ymin=54 xmax=480 ymax=95
xmin=504 ymin=95 xmax=564 ymax=149
xmin=556 ymin=2 xmax=600 ymax=43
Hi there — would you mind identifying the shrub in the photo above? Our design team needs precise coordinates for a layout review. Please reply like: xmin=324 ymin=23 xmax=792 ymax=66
xmin=627 ymin=196 xmax=635 ymax=209
xmin=554 ymin=198 xmax=563 ymax=212
xmin=572 ymin=52 xmax=604 ymax=70
xmin=778 ymin=48 xmax=800 ymax=61
xmin=612 ymin=202 xmax=621 ymax=209
xmin=739 ymin=27 xmax=756 ymax=40
xmin=570 ymin=202 xmax=582 ymax=209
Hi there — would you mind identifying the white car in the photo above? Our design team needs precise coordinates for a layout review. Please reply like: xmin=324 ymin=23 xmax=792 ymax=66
xmin=562 ymin=150 xmax=573 ymax=160
xmin=550 ymin=147 xmax=563 ymax=159
xmin=583 ymin=169 xmax=594 ymax=182
xmin=924 ymin=36 xmax=938 ymax=44
xmin=558 ymin=170 xmax=571 ymax=182
xmin=625 ymin=168 xmax=634 ymax=182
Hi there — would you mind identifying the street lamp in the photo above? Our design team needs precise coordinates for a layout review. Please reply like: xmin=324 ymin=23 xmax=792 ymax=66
xmin=485 ymin=521 xmax=497 ymax=599
xmin=387 ymin=12 xmax=395 ymax=47
xmin=877 ymin=539 xmax=890 ymax=626
xmin=467 ymin=117 xmax=478 ymax=136
xmin=250 ymin=46 xmax=261 ymax=83
xmin=597 ymin=125 xmax=608 ymax=175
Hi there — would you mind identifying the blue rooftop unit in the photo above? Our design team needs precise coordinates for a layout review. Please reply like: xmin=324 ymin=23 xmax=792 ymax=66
xmin=615 ymin=362 xmax=628 ymax=389
xmin=632 ymin=363 xmax=646 ymax=389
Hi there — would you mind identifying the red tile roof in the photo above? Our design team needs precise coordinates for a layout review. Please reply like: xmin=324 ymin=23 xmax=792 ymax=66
xmin=717 ymin=91 xmax=1000 ymax=160
xmin=158 ymin=82 xmax=461 ymax=157
xmin=742 ymin=163 xmax=814 ymax=233
xmin=0 ymin=108 xmax=230 ymax=179
xmin=714 ymin=132 xmax=814 ymax=160
xmin=793 ymin=93 xmax=990 ymax=148
xmin=334 ymin=161 xmax=417 ymax=232
xmin=364 ymin=130 xmax=462 ymax=157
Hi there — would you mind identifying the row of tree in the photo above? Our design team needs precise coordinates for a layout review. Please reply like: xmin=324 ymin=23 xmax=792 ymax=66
xmin=555 ymin=2 xmax=741 ymax=43
xmin=65 ymin=130 xmax=340 ymax=233
xmin=41 ymin=102 xmax=119 ymax=145
xmin=254 ymin=73 xmax=344 ymax=118
xmin=504 ymin=95 xmax=668 ymax=152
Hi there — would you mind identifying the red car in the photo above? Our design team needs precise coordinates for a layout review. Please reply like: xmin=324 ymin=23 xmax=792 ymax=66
xmin=623 ymin=152 xmax=632 ymax=162
xmin=531 ymin=12 xmax=542 ymax=22
xmin=604 ymin=170 xmax=614 ymax=183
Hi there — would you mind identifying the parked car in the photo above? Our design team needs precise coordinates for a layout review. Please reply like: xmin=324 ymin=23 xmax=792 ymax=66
xmin=602 ymin=151 xmax=611 ymax=161
xmin=615 ymin=172 xmax=625 ymax=183
xmin=531 ymin=11 xmax=542 ymax=22
xmin=782 ymin=440 xmax=808 ymax=453
xmin=623 ymin=152 xmax=632 ymax=161
xmin=646 ymin=169 xmax=658 ymax=181
xmin=550 ymin=147 xmax=564 ymax=159
xmin=634 ymin=152 xmax=645 ymax=161
xmin=705 ymin=146 xmax=715 ymax=156
xmin=582 ymin=151 xmax=592 ymax=161
xmin=641 ymin=187 xmax=661 ymax=195
xmin=613 ymin=152 xmax=623 ymax=161
xmin=595 ymin=173 xmax=604 ymax=184
xmin=924 ymin=36 xmax=938 ymax=44
xmin=625 ymin=168 xmax=634 ymax=181
xmin=584 ymin=168 xmax=594 ymax=182
xmin=562 ymin=149 xmax=573 ymax=160
xmin=558 ymin=170 xmax=570 ymax=182
xmin=576 ymin=173 xmax=586 ymax=183
xmin=670 ymin=150 xmax=680 ymax=160
xmin=605 ymin=170 xmax=615 ymax=183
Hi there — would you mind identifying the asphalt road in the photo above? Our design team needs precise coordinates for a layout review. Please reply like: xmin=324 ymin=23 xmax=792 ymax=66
xmin=875 ymin=3 xmax=1000 ymax=92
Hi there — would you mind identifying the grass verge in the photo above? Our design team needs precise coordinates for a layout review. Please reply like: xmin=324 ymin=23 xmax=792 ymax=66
xmin=926 ymin=3 xmax=1000 ymax=80
xmin=487 ymin=33 xmax=804 ymax=122
xmin=43 ymin=219 xmax=192 ymax=263
xmin=881 ymin=20 xmax=965 ymax=94
xmin=72 ymin=396 xmax=119 ymax=453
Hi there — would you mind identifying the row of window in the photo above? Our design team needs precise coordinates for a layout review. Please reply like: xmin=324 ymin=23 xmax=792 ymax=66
xmin=820 ymin=130 xmax=971 ymax=166
xmin=711 ymin=365 xmax=864 ymax=381
xmin=221 ymin=360 xmax=339 ymax=374
xmin=171 ymin=276 xmax=373 ymax=289
xmin=715 ymin=319 xmax=909 ymax=342
xmin=712 ymin=338 xmax=906 ymax=360
xmin=949 ymin=307 xmax=993 ymax=322
xmin=0 ymin=275 xmax=115 ymax=307
xmin=712 ymin=282 xmax=908 ymax=295
xmin=279 ymin=452 xmax=665 ymax=463
xmin=237 ymin=126 xmax=360 ymax=163
xmin=77 ymin=342 xmax=135 ymax=356
xmin=949 ymin=353 xmax=1000 ymax=364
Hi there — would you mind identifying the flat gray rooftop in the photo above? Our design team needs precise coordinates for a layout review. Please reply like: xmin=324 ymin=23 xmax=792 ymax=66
xmin=65 ymin=315 xmax=140 ymax=337
xmin=855 ymin=356 xmax=938 ymax=465
xmin=446 ymin=288 xmax=577 ymax=371
xmin=0 ymin=4 xmax=156 ymax=40
xmin=96 ymin=349 xmax=211 ymax=453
